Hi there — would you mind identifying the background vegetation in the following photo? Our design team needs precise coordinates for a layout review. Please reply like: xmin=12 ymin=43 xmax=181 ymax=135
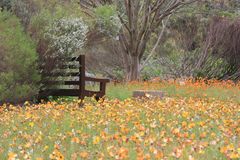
xmin=0 ymin=11 xmax=40 ymax=104
xmin=0 ymin=0 xmax=240 ymax=103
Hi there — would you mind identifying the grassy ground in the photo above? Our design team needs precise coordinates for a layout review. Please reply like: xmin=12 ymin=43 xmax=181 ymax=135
xmin=106 ymin=80 xmax=240 ymax=103
xmin=0 ymin=80 xmax=239 ymax=159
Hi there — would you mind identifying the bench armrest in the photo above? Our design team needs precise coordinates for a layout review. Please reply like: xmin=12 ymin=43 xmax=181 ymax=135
xmin=85 ymin=77 xmax=110 ymax=83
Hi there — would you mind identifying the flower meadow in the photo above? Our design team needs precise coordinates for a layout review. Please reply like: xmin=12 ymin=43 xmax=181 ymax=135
xmin=0 ymin=80 xmax=240 ymax=160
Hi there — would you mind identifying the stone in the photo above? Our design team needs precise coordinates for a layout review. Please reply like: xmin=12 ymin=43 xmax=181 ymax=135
xmin=133 ymin=90 xmax=165 ymax=99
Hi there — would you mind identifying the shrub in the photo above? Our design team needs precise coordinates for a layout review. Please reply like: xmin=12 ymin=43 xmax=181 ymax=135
xmin=141 ymin=59 xmax=163 ymax=81
xmin=95 ymin=5 xmax=121 ymax=37
xmin=0 ymin=0 xmax=12 ymax=11
xmin=29 ymin=3 xmax=88 ymax=63
xmin=195 ymin=56 xmax=232 ymax=79
xmin=28 ymin=4 xmax=88 ymax=92
xmin=0 ymin=11 xmax=40 ymax=104
xmin=11 ymin=0 xmax=39 ymax=29
xmin=45 ymin=17 xmax=88 ymax=59
xmin=29 ymin=3 xmax=86 ymax=40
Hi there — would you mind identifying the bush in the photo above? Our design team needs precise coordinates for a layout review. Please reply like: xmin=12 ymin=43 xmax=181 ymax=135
xmin=11 ymin=0 xmax=39 ymax=29
xmin=0 ymin=0 xmax=12 ymax=11
xmin=45 ymin=17 xmax=88 ymax=59
xmin=0 ymin=11 xmax=40 ymax=104
xmin=29 ymin=3 xmax=86 ymax=40
xmin=29 ymin=3 xmax=87 ymax=61
xmin=195 ymin=56 xmax=232 ymax=79
xmin=28 ymin=3 xmax=88 ymax=92
xmin=95 ymin=5 xmax=121 ymax=37
xmin=139 ymin=31 xmax=233 ymax=80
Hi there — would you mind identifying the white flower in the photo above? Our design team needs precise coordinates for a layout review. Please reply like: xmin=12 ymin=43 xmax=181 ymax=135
xmin=45 ymin=17 xmax=88 ymax=58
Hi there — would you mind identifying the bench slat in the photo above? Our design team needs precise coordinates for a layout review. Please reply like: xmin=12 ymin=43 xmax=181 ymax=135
xmin=42 ymin=72 xmax=80 ymax=77
xmin=85 ymin=77 xmax=110 ymax=83
xmin=42 ymin=81 xmax=80 ymax=85
xmin=43 ymin=89 xmax=80 ymax=96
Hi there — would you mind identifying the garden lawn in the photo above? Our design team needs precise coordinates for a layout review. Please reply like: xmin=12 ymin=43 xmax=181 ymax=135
xmin=0 ymin=80 xmax=239 ymax=159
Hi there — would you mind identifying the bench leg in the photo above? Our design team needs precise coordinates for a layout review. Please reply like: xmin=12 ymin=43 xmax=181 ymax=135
xmin=100 ymin=82 xmax=106 ymax=95
xmin=95 ymin=97 xmax=100 ymax=101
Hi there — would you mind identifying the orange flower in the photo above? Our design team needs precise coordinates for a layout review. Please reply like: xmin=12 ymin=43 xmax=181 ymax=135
xmin=117 ymin=147 xmax=129 ymax=159
xmin=71 ymin=137 xmax=80 ymax=144
xmin=200 ymin=132 xmax=207 ymax=138
xmin=79 ymin=151 xmax=89 ymax=159
xmin=8 ymin=152 xmax=17 ymax=160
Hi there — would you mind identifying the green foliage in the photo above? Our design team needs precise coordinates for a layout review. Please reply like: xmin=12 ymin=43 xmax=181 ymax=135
xmin=156 ymin=38 xmax=232 ymax=80
xmin=95 ymin=5 xmax=121 ymax=37
xmin=29 ymin=3 xmax=85 ymax=40
xmin=45 ymin=17 xmax=88 ymax=57
xmin=0 ymin=11 xmax=40 ymax=103
xmin=95 ymin=5 xmax=116 ymax=21
xmin=195 ymin=56 xmax=231 ymax=79
xmin=141 ymin=62 xmax=162 ymax=81
xmin=154 ymin=5 xmax=239 ymax=81
xmin=0 ymin=0 xmax=13 ymax=11
xmin=1 ymin=0 xmax=39 ymax=29
xmin=112 ymin=68 xmax=125 ymax=80
xmin=11 ymin=0 xmax=39 ymax=29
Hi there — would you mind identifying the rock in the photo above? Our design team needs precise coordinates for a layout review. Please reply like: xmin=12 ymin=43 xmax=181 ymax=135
xmin=133 ymin=90 xmax=165 ymax=99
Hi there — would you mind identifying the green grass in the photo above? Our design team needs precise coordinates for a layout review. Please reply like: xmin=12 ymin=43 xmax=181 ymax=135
xmin=105 ymin=82 xmax=240 ymax=103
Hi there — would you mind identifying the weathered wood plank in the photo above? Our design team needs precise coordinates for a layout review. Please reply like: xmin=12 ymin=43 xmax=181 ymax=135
xmin=44 ymin=89 xmax=80 ymax=96
xmin=42 ymin=72 xmax=80 ymax=77
xmin=85 ymin=77 xmax=110 ymax=83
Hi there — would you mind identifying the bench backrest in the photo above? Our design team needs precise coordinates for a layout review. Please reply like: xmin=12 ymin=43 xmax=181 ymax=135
xmin=40 ymin=55 xmax=86 ymax=98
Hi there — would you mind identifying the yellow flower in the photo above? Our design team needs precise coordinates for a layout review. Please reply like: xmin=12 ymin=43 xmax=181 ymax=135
xmin=199 ymin=121 xmax=205 ymax=127
xmin=29 ymin=122 xmax=34 ymax=127
xmin=188 ymin=123 xmax=195 ymax=129
xmin=49 ymin=149 xmax=64 ymax=160
xmin=43 ymin=145 xmax=49 ymax=152
xmin=8 ymin=152 xmax=17 ymax=160
xmin=210 ymin=132 xmax=216 ymax=137
xmin=182 ymin=111 xmax=189 ymax=118
xmin=229 ymin=152 xmax=239 ymax=159
xmin=190 ymin=133 xmax=195 ymax=139
xmin=182 ymin=121 xmax=187 ymax=128
xmin=24 ymin=142 xmax=31 ymax=148
xmin=93 ymin=136 xmax=100 ymax=144
xmin=189 ymin=155 xmax=194 ymax=160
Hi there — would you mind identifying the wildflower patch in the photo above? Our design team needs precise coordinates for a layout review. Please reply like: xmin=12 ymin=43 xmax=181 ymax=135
xmin=0 ymin=97 xmax=239 ymax=159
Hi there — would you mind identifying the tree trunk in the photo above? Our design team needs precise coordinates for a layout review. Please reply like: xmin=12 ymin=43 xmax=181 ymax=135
xmin=126 ymin=55 xmax=140 ymax=81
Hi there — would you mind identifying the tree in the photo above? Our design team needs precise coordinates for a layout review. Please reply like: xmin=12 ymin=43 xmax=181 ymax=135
xmin=0 ymin=11 xmax=40 ymax=104
xmin=196 ymin=17 xmax=240 ymax=80
xmin=80 ymin=0 xmax=196 ymax=81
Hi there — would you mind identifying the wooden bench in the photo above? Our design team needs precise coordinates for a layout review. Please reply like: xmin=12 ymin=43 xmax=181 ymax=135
xmin=38 ymin=55 xmax=110 ymax=101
